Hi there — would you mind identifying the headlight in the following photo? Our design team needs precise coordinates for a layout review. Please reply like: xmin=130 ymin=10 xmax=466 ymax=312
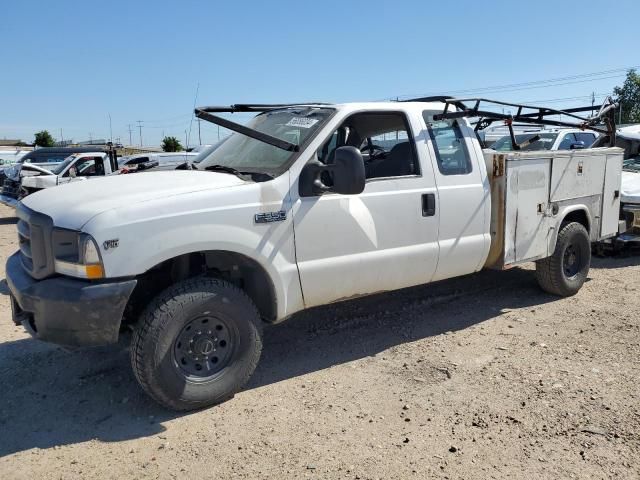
xmin=5 ymin=165 xmax=18 ymax=180
xmin=52 ymin=229 xmax=104 ymax=279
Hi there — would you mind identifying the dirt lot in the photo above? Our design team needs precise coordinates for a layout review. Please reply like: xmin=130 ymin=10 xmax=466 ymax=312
xmin=0 ymin=203 xmax=638 ymax=479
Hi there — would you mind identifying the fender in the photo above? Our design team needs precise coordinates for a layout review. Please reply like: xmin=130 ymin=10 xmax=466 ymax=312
xmin=547 ymin=203 xmax=593 ymax=256
xmin=82 ymin=198 xmax=304 ymax=321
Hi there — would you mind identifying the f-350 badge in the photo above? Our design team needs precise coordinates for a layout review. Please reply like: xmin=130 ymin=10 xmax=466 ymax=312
xmin=254 ymin=211 xmax=287 ymax=224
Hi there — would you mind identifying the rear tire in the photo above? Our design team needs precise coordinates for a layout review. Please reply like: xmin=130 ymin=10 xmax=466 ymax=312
xmin=131 ymin=277 xmax=263 ymax=411
xmin=535 ymin=222 xmax=591 ymax=296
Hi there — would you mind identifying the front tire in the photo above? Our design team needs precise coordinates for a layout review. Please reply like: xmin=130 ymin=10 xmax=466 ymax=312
xmin=131 ymin=277 xmax=263 ymax=411
xmin=535 ymin=222 xmax=591 ymax=296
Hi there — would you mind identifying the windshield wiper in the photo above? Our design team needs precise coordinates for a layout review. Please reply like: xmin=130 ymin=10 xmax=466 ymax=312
xmin=204 ymin=164 xmax=273 ymax=180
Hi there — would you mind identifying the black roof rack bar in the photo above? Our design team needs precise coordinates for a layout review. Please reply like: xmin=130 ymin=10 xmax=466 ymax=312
xmin=400 ymin=96 xmax=468 ymax=110
xmin=426 ymin=96 xmax=617 ymax=140
xmin=402 ymin=95 xmax=617 ymax=126
xmin=438 ymin=110 xmax=611 ymax=135
xmin=198 ymin=102 xmax=331 ymax=113
xmin=449 ymin=97 xmax=599 ymax=122
xmin=194 ymin=108 xmax=299 ymax=152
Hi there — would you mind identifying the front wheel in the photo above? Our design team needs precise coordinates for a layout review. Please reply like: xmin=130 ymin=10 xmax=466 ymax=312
xmin=131 ymin=277 xmax=263 ymax=411
xmin=535 ymin=222 xmax=591 ymax=296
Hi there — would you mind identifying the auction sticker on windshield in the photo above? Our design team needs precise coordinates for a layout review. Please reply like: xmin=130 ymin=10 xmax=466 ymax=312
xmin=286 ymin=117 xmax=320 ymax=129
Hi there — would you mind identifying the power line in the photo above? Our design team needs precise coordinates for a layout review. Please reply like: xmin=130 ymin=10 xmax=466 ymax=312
xmin=136 ymin=120 xmax=143 ymax=147
xmin=394 ymin=65 xmax=638 ymax=100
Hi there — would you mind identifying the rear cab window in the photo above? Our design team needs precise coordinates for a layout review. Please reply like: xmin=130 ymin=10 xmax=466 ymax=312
xmin=423 ymin=111 xmax=473 ymax=175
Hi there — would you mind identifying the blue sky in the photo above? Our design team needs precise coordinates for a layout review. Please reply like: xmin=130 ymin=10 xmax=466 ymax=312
xmin=1 ymin=0 xmax=638 ymax=147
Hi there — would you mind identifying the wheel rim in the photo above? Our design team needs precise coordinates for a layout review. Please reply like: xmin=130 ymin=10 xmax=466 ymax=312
xmin=563 ymin=243 xmax=582 ymax=278
xmin=172 ymin=315 xmax=236 ymax=380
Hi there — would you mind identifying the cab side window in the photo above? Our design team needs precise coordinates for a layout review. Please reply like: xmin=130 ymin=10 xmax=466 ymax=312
xmin=575 ymin=132 xmax=596 ymax=147
xmin=71 ymin=157 xmax=105 ymax=177
xmin=557 ymin=133 xmax=578 ymax=150
xmin=423 ymin=112 xmax=472 ymax=175
xmin=317 ymin=112 xmax=419 ymax=180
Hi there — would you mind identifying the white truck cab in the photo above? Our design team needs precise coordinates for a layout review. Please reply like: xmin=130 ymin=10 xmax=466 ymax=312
xmin=0 ymin=152 xmax=117 ymax=208
xmin=22 ymin=151 xmax=114 ymax=188
xmin=6 ymin=98 xmax=622 ymax=410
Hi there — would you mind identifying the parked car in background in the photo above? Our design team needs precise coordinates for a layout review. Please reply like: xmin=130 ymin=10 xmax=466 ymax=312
xmin=12 ymin=146 xmax=111 ymax=168
xmin=595 ymin=125 xmax=640 ymax=249
xmin=0 ymin=151 xmax=120 ymax=208
xmin=478 ymin=123 xmax=550 ymax=147
xmin=491 ymin=128 xmax=598 ymax=152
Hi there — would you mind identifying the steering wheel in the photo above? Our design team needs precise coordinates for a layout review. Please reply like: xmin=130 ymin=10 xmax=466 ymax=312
xmin=360 ymin=144 xmax=386 ymax=162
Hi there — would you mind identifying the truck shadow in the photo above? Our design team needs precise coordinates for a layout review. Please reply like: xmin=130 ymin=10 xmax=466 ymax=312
xmin=591 ymin=254 xmax=640 ymax=270
xmin=0 ymin=217 xmax=17 ymax=225
xmin=0 ymin=266 xmax=559 ymax=457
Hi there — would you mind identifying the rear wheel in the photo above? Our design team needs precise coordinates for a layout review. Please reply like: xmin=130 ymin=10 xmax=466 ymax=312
xmin=131 ymin=277 xmax=263 ymax=411
xmin=535 ymin=222 xmax=591 ymax=296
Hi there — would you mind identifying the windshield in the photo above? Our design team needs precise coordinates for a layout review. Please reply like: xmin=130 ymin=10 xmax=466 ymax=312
xmin=51 ymin=155 xmax=77 ymax=175
xmin=492 ymin=133 xmax=558 ymax=151
xmin=196 ymin=107 xmax=333 ymax=174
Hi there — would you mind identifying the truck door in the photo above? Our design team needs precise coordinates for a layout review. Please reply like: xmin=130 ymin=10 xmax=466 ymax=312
xmin=59 ymin=156 xmax=106 ymax=184
xmin=292 ymin=110 xmax=440 ymax=308
xmin=421 ymin=112 xmax=491 ymax=280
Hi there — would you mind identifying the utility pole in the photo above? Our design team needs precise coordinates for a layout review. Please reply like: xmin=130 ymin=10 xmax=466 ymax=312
xmin=184 ymin=130 xmax=188 ymax=150
xmin=89 ymin=132 xmax=93 ymax=144
xmin=591 ymin=91 xmax=595 ymax=115
xmin=108 ymin=113 xmax=113 ymax=143
xmin=198 ymin=119 xmax=202 ymax=145
xmin=136 ymin=120 xmax=143 ymax=147
xmin=128 ymin=124 xmax=133 ymax=146
xmin=619 ymin=102 xmax=623 ymax=124
xmin=60 ymin=128 xmax=64 ymax=145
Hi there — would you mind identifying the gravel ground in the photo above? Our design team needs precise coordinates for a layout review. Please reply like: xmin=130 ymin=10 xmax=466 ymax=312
xmin=0 ymin=203 xmax=638 ymax=479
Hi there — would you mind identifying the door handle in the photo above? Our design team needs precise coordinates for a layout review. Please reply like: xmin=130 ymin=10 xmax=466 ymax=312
xmin=422 ymin=193 xmax=436 ymax=217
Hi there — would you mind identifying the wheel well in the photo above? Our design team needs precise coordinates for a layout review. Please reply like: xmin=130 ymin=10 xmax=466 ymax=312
xmin=562 ymin=209 xmax=590 ymax=233
xmin=123 ymin=251 xmax=277 ymax=326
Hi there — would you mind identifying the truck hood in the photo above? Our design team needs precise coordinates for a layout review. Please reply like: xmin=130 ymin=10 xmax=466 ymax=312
xmin=22 ymin=170 xmax=247 ymax=230
xmin=5 ymin=163 xmax=53 ymax=181
xmin=621 ymin=170 xmax=640 ymax=205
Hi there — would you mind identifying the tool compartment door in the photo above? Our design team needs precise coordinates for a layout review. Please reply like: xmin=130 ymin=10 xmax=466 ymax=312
xmin=600 ymin=151 xmax=623 ymax=238
xmin=504 ymin=158 xmax=551 ymax=264
xmin=549 ymin=152 xmax=606 ymax=202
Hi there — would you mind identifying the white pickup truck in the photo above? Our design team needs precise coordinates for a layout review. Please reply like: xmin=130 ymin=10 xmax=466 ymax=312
xmin=6 ymin=98 xmax=622 ymax=410
xmin=0 ymin=151 xmax=119 ymax=208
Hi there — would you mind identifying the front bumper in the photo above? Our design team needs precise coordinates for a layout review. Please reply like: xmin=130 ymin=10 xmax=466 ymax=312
xmin=6 ymin=252 xmax=137 ymax=347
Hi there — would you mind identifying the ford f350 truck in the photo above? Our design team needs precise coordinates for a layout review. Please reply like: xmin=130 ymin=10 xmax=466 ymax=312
xmin=6 ymin=97 xmax=622 ymax=410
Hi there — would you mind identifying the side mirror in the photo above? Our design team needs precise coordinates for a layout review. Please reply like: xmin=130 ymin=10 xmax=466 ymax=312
xmin=299 ymin=146 xmax=365 ymax=197
xmin=570 ymin=141 xmax=586 ymax=150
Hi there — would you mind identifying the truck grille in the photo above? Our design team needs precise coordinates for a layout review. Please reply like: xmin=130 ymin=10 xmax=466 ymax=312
xmin=17 ymin=218 xmax=33 ymax=271
xmin=16 ymin=204 xmax=54 ymax=279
